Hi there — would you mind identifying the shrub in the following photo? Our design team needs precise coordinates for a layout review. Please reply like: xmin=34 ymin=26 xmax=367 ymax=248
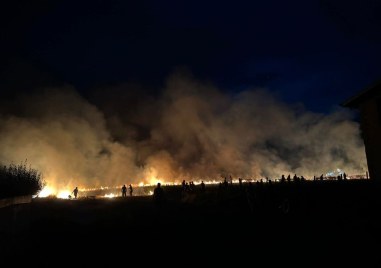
xmin=0 ymin=161 xmax=45 ymax=199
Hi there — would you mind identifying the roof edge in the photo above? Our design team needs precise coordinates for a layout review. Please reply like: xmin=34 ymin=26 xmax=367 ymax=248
xmin=342 ymin=78 xmax=381 ymax=108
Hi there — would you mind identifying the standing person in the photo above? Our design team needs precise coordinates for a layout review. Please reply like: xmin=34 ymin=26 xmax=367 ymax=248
xmin=122 ymin=184 xmax=127 ymax=197
xmin=129 ymin=184 xmax=133 ymax=196
xmin=153 ymin=183 xmax=165 ymax=206
xmin=200 ymin=180 xmax=205 ymax=192
xmin=72 ymin=187 xmax=79 ymax=199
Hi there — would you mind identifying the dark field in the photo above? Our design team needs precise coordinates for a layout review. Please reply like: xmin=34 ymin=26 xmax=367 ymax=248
xmin=2 ymin=180 xmax=381 ymax=267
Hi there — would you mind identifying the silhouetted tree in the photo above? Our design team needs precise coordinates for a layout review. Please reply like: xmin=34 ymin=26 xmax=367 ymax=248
xmin=0 ymin=160 xmax=45 ymax=199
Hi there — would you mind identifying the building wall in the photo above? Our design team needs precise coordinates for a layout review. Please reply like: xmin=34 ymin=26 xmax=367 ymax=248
xmin=359 ymin=95 xmax=381 ymax=180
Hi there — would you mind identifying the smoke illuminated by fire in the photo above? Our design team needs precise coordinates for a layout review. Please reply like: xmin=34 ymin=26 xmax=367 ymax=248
xmin=0 ymin=72 xmax=367 ymax=191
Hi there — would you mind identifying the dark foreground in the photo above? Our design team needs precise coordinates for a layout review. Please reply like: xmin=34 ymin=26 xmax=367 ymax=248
xmin=2 ymin=180 xmax=381 ymax=267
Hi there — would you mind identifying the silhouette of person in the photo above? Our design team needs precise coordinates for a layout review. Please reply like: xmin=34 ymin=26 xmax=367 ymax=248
xmin=200 ymin=180 xmax=205 ymax=192
xmin=185 ymin=182 xmax=190 ymax=192
xmin=343 ymin=173 xmax=347 ymax=180
xmin=153 ymin=183 xmax=165 ymax=206
xmin=122 ymin=184 xmax=127 ymax=197
xmin=72 ymin=187 xmax=79 ymax=199
xmin=190 ymin=181 xmax=195 ymax=191
xmin=129 ymin=184 xmax=133 ymax=196
xmin=223 ymin=177 xmax=228 ymax=188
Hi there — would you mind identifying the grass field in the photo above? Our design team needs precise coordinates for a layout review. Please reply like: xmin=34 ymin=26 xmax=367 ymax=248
xmin=2 ymin=180 xmax=381 ymax=266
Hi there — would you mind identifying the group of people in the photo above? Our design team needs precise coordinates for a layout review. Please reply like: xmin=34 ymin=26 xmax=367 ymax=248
xmin=69 ymin=184 xmax=134 ymax=199
xmin=121 ymin=184 xmax=133 ymax=197
xmin=69 ymin=172 xmax=349 ymax=201
xmin=69 ymin=182 xmax=163 ymax=201
xmin=181 ymin=180 xmax=206 ymax=193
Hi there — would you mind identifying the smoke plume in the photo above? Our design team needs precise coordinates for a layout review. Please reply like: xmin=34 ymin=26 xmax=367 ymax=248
xmin=0 ymin=73 xmax=367 ymax=189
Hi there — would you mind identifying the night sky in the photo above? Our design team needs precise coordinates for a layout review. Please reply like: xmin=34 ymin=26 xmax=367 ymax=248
xmin=1 ymin=0 xmax=381 ymax=112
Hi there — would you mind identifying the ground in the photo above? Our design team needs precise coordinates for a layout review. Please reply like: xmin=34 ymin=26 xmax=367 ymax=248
xmin=2 ymin=180 xmax=381 ymax=267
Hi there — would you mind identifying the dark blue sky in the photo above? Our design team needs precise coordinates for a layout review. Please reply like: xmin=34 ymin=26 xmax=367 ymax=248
xmin=1 ymin=0 xmax=381 ymax=112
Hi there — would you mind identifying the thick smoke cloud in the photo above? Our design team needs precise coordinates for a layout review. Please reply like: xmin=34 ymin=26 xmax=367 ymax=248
xmin=0 ymin=73 xmax=367 ymax=189
xmin=0 ymin=89 xmax=140 ymax=189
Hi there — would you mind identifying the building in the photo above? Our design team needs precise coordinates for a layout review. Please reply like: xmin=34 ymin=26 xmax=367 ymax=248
xmin=343 ymin=81 xmax=381 ymax=180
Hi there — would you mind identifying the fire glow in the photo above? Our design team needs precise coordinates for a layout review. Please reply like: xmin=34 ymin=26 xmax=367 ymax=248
xmin=35 ymin=171 xmax=365 ymax=200
xmin=37 ymin=186 xmax=71 ymax=199
xmin=35 ymin=179 xmax=175 ymax=199
xmin=35 ymin=178 xmax=248 ymax=199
